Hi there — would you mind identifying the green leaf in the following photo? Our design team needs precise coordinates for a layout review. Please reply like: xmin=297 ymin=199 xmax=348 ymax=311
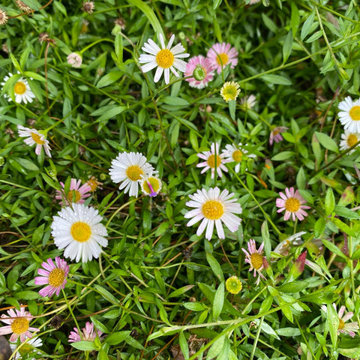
xmin=315 ymin=132 xmax=338 ymax=152
xmin=21 ymin=0 xmax=41 ymax=10
xmin=271 ymin=151 xmax=295 ymax=161
xmin=322 ymin=239 xmax=347 ymax=260
xmin=168 ymin=285 xmax=194 ymax=298
xmin=283 ymin=31 xmax=293 ymax=63
xmin=179 ymin=331 xmax=189 ymax=360
xmin=127 ymin=0 xmax=164 ymax=38
xmin=162 ymin=96 xmax=189 ymax=106
xmin=105 ymin=331 xmax=131 ymax=345
xmin=212 ymin=282 xmax=224 ymax=319
xmin=290 ymin=2 xmax=300 ymax=35
xmin=96 ymin=106 xmax=126 ymax=123
xmin=325 ymin=188 xmax=335 ymax=216
xmin=97 ymin=72 xmax=123 ymax=88
xmin=71 ymin=341 xmax=97 ymax=351
xmin=213 ymin=0 xmax=222 ymax=9
xmin=261 ymin=74 xmax=292 ymax=85
xmin=13 ymin=158 xmax=39 ymax=172
xmin=15 ymin=291 xmax=39 ymax=300
xmin=327 ymin=303 xmax=339 ymax=347
xmin=301 ymin=11 xmax=315 ymax=40
xmin=278 ymin=281 xmax=308 ymax=293
xmin=206 ymin=252 xmax=224 ymax=282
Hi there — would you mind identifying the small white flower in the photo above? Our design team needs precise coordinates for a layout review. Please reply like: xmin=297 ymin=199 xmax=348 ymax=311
xmin=184 ymin=187 xmax=242 ymax=240
xmin=222 ymin=143 xmax=256 ymax=173
xmin=17 ymin=125 xmax=52 ymax=157
xmin=67 ymin=52 xmax=82 ymax=68
xmin=140 ymin=174 xmax=162 ymax=197
xmin=273 ymin=231 xmax=306 ymax=256
xmin=340 ymin=130 xmax=360 ymax=153
xmin=197 ymin=143 xmax=229 ymax=179
xmin=10 ymin=337 xmax=43 ymax=360
xmin=109 ymin=152 xmax=153 ymax=197
xmin=338 ymin=96 xmax=360 ymax=133
xmin=240 ymin=94 xmax=256 ymax=110
xmin=51 ymin=204 xmax=108 ymax=263
xmin=1 ymin=73 xmax=35 ymax=104
xmin=139 ymin=34 xmax=189 ymax=84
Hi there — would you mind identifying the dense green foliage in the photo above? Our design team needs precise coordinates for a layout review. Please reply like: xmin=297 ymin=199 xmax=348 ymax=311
xmin=1 ymin=0 xmax=360 ymax=359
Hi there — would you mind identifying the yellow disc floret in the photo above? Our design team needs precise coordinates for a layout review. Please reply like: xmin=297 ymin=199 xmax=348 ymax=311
xmin=225 ymin=276 xmax=242 ymax=294
xmin=31 ymin=132 xmax=45 ymax=145
xmin=207 ymin=154 xmax=221 ymax=168
xmin=347 ymin=134 xmax=358 ymax=147
xmin=216 ymin=53 xmax=229 ymax=66
xmin=66 ymin=190 xmax=81 ymax=203
xmin=202 ymin=200 xmax=224 ymax=220
xmin=350 ymin=106 xmax=360 ymax=121
xmin=14 ymin=81 xmax=26 ymax=95
xmin=156 ymin=49 xmax=174 ymax=69
xmin=71 ymin=221 xmax=92 ymax=242
xmin=126 ymin=165 xmax=144 ymax=181
xmin=48 ymin=268 xmax=65 ymax=287
xmin=143 ymin=177 xmax=160 ymax=194
xmin=11 ymin=317 xmax=29 ymax=334
xmin=232 ymin=150 xmax=243 ymax=162
xmin=285 ymin=197 xmax=301 ymax=213
xmin=250 ymin=253 xmax=264 ymax=270
xmin=220 ymin=82 xmax=240 ymax=103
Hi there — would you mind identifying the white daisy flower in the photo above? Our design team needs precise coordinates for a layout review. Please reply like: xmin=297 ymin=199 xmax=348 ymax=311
xmin=197 ymin=143 xmax=229 ymax=179
xmin=1 ymin=73 xmax=35 ymax=104
xmin=10 ymin=337 xmax=43 ymax=360
xmin=139 ymin=34 xmax=190 ymax=84
xmin=222 ymin=143 xmax=256 ymax=173
xmin=17 ymin=125 xmax=52 ymax=157
xmin=51 ymin=203 xmax=108 ymax=263
xmin=109 ymin=152 xmax=153 ymax=197
xmin=184 ymin=187 xmax=242 ymax=240
xmin=240 ymin=94 xmax=256 ymax=110
xmin=340 ymin=130 xmax=360 ymax=153
xmin=338 ymin=96 xmax=360 ymax=133
xmin=140 ymin=173 xmax=162 ymax=197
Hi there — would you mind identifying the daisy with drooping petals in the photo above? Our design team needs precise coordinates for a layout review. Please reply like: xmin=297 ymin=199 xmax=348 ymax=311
xmin=242 ymin=239 xmax=266 ymax=285
xmin=86 ymin=176 xmax=102 ymax=192
xmin=140 ymin=174 xmax=162 ymax=197
xmin=51 ymin=203 xmax=108 ymax=263
xmin=207 ymin=42 xmax=238 ymax=74
xmin=184 ymin=187 xmax=242 ymax=240
xmin=10 ymin=337 xmax=43 ymax=360
xmin=68 ymin=322 xmax=103 ymax=343
xmin=55 ymin=178 xmax=92 ymax=206
xmin=17 ymin=125 xmax=52 ymax=157
xmin=269 ymin=126 xmax=288 ymax=146
xmin=340 ymin=130 xmax=360 ymax=153
xmin=109 ymin=152 xmax=154 ymax=197
xmin=197 ymin=143 xmax=229 ymax=179
xmin=220 ymin=81 xmax=240 ymax=102
xmin=139 ymin=34 xmax=189 ymax=84
xmin=240 ymin=94 xmax=256 ymax=110
xmin=1 ymin=73 xmax=35 ymax=104
xmin=0 ymin=307 xmax=39 ymax=343
xmin=276 ymin=187 xmax=310 ymax=221
xmin=321 ymin=303 xmax=359 ymax=338
xmin=34 ymin=257 xmax=69 ymax=297
xmin=184 ymin=55 xmax=215 ymax=89
xmin=338 ymin=96 xmax=360 ymax=133
xmin=222 ymin=143 xmax=256 ymax=173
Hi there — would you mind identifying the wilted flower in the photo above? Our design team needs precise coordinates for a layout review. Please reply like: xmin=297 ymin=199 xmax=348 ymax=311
xmin=16 ymin=0 xmax=32 ymax=12
xmin=82 ymin=1 xmax=95 ymax=14
xmin=0 ymin=9 xmax=8 ymax=25
xmin=67 ymin=53 xmax=82 ymax=68
xmin=69 ymin=322 xmax=102 ymax=342
xmin=269 ymin=126 xmax=288 ymax=145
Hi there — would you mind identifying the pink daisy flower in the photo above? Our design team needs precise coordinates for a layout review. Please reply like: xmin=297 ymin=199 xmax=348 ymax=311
xmin=0 ymin=307 xmax=39 ymax=343
xmin=321 ymin=303 xmax=359 ymax=337
xmin=197 ymin=143 xmax=229 ymax=179
xmin=269 ymin=126 xmax=288 ymax=146
xmin=242 ymin=239 xmax=267 ymax=285
xmin=184 ymin=55 xmax=215 ymax=89
xmin=34 ymin=257 xmax=69 ymax=297
xmin=69 ymin=322 xmax=103 ymax=343
xmin=276 ymin=187 xmax=311 ymax=221
xmin=207 ymin=42 xmax=238 ymax=74
xmin=55 ymin=178 xmax=92 ymax=205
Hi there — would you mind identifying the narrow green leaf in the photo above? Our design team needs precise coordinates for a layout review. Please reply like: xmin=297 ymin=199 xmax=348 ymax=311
xmin=283 ymin=31 xmax=293 ymax=63
xmin=315 ymin=132 xmax=338 ymax=153
xmin=325 ymin=188 xmax=335 ymax=216
xmin=212 ymin=282 xmax=224 ymax=319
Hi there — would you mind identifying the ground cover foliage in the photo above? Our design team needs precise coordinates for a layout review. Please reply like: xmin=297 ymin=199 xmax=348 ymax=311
xmin=1 ymin=0 xmax=360 ymax=359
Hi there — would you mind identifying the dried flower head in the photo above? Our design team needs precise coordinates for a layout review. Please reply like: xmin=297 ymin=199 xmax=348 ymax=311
xmin=0 ymin=9 xmax=8 ymax=25
xmin=16 ymin=0 xmax=32 ymax=12
xmin=39 ymin=32 xmax=50 ymax=43
xmin=82 ymin=1 xmax=95 ymax=14
xmin=67 ymin=52 xmax=82 ymax=68
xmin=115 ymin=17 xmax=126 ymax=30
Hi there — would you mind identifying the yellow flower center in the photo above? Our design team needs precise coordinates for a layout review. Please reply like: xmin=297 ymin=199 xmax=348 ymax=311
xmin=216 ymin=53 xmax=229 ymax=66
xmin=126 ymin=165 xmax=144 ymax=181
xmin=272 ymin=128 xmax=281 ymax=136
xmin=225 ymin=276 xmax=242 ymax=295
xmin=87 ymin=177 xmax=99 ymax=192
xmin=207 ymin=154 xmax=221 ymax=168
xmin=232 ymin=150 xmax=243 ymax=162
xmin=31 ymin=132 xmax=45 ymax=145
xmin=347 ymin=134 xmax=358 ymax=147
xmin=11 ymin=317 xmax=29 ymax=335
xmin=350 ymin=106 xmax=360 ymax=121
xmin=202 ymin=200 xmax=224 ymax=220
xmin=19 ymin=344 xmax=33 ymax=355
xmin=156 ymin=49 xmax=174 ymax=69
xmin=285 ymin=197 xmax=301 ymax=213
xmin=338 ymin=318 xmax=345 ymax=330
xmin=71 ymin=221 xmax=92 ymax=242
xmin=48 ymin=268 xmax=66 ymax=287
xmin=221 ymin=83 xmax=240 ymax=102
xmin=14 ymin=81 xmax=26 ymax=95
xmin=66 ymin=190 xmax=81 ymax=203
xmin=143 ymin=177 xmax=160 ymax=194
xmin=250 ymin=253 xmax=263 ymax=270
